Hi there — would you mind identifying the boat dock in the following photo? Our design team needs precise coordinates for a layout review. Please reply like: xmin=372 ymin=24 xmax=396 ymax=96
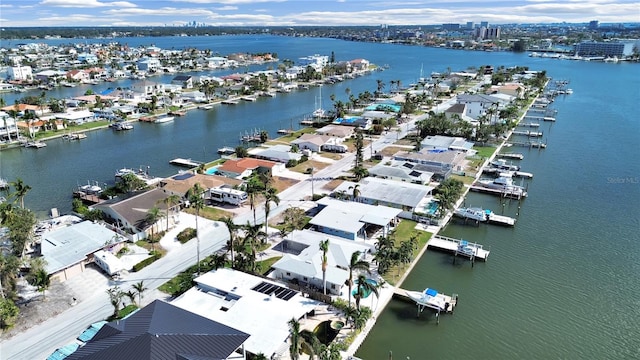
xmin=512 ymin=130 xmax=543 ymax=137
xmin=497 ymin=153 xmax=524 ymax=160
xmin=393 ymin=287 xmax=458 ymax=322
xmin=170 ymin=158 xmax=203 ymax=167
xmin=469 ymin=185 xmax=527 ymax=199
xmin=505 ymin=141 xmax=546 ymax=149
xmin=427 ymin=235 xmax=490 ymax=262
xmin=222 ymin=99 xmax=239 ymax=105
xmin=487 ymin=213 xmax=517 ymax=226
xmin=517 ymin=122 xmax=540 ymax=128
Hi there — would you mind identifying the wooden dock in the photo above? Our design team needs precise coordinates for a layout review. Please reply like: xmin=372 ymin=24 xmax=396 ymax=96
xmin=517 ymin=122 xmax=540 ymax=127
xmin=169 ymin=158 xmax=203 ymax=167
xmin=428 ymin=235 xmax=490 ymax=262
xmin=497 ymin=153 xmax=524 ymax=160
xmin=512 ymin=130 xmax=543 ymax=137
xmin=487 ymin=212 xmax=516 ymax=226
xmin=505 ymin=141 xmax=546 ymax=149
xmin=73 ymin=191 xmax=101 ymax=204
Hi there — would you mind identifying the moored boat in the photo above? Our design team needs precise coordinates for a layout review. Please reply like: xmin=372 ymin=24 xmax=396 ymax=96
xmin=153 ymin=115 xmax=174 ymax=123
xmin=217 ymin=146 xmax=236 ymax=155
xmin=454 ymin=207 xmax=488 ymax=222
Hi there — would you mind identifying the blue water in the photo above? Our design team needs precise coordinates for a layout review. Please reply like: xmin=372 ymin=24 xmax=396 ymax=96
xmin=205 ymin=167 xmax=218 ymax=175
xmin=1 ymin=35 xmax=639 ymax=358
xmin=352 ymin=278 xmax=378 ymax=299
xmin=365 ymin=104 xmax=401 ymax=112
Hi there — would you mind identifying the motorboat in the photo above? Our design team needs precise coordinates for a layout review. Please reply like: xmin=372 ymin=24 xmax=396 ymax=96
xmin=153 ymin=115 xmax=174 ymax=123
xmin=489 ymin=159 xmax=520 ymax=171
xmin=217 ymin=146 xmax=236 ymax=155
xmin=476 ymin=176 xmax=527 ymax=197
xmin=25 ymin=141 xmax=47 ymax=148
xmin=112 ymin=122 xmax=134 ymax=131
xmin=405 ymin=288 xmax=453 ymax=312
xmin=454 ymin=207 xmax=489 ymax=222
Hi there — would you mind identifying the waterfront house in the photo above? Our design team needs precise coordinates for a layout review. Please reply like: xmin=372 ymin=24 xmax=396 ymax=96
xmin=136 ymin=57 xmax=161 ymax=72
xmin=349 ymin=58 xmax=370 ymax=71
xmin=40 ymin=220 xmax=127 ymax=282
xmin=489 ymin=83 xmax=525 ymax=99
xmin=393 ymin=149 xmax=466 ymax=179
xmin=205 ymin=56 xmax=230 ymax=68
xmin=291 ymin=133 xmax=348 ymax=153
xmin=368 ymin=161 xmax=434 ymax=185
xmin=171 ymin=268 xmax=318 ymax=359
xmin=270 ymin=229 xmax=373 ymax=296
xmin=455 ymin=93 xmax=509 ymax=122
xmin=216 ymin=158 xmax=280 ymax=180
xmin=332 ymin=177 xmax=435 ymax=220
xmin=309 ymin=197 xmax=401 ymax=241
xmin=54 ymin=109 xmax=96 ymax=125
xmin=171 ymin=75 xmax=194 ymax=89
xmin=2 ymin=103 xmax=48 ymax=117
xmin=443 ymin=103 xmax=478 ymax=124
xmin=0 ymin=112 xmax=20 ymax=141
xmin=66 ymin=69 xmax=89 ymax=82
xmin=158 ymin=172 xmax=243 ymax=200
xmin=66 ymin=300 xmax=249 ymax=360
xmin=420 ymin=135 xmax=475 ymax=154
xmin=7 ymin=65 xmax=33 ymax=81
xmin=251 ymin=145 xmax=303 ymax=164
xmin=131 ymin=80 xmax=165 ymax=96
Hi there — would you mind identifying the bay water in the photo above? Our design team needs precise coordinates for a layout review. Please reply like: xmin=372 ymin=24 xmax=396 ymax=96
xmin=1 ymin=35 xmax=638 ymax=358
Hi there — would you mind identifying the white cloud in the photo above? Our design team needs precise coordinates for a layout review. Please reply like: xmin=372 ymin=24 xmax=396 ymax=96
xmin=39 ymin=0 xmax=136 ymax=8
xmin=214 ymin=6 xmax=238 ymax=10
xmin=171 ymin=0 xmax=285 ymax=3
xmin=0 ymin=4 xmax=13 ymax=7
xmin=103 ymin=6 xmax=215 ymax=16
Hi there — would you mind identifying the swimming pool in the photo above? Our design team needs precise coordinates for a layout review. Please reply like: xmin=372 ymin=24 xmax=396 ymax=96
xmin=333 ymin=116 xmax=360 ymax=125
xmin=365 ymin=104 xmax=402 ymax=113
xmin=205 ymin=167 xmax=218 ymax=175
xmin=352 ymin=278 xmax=378 ymax=298
xmin=425 ymin=201 xmax=439 ymax=215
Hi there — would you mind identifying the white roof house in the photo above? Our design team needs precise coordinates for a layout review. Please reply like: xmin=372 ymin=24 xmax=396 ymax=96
xmin=420 ymin=135 xmax=475 ymax=154
xmin=309 ymin=197 xmax=402 ymax=241
xmin=332 ymin=177 xmax=435 ymax=218
xmin=270 ymin=230 xmax=373 ymax=296
xmin=250 ymin=145 xmax=303 ymax=163
xmin=54 ymin=110 xmax=96 ymax=124
xmin=41 ymin=221 xmax=126 ymax=281
xmin=171 ymin=268 xmax=320 ymax=359
xmin=368 ymin=161 xmax=434 ymax=184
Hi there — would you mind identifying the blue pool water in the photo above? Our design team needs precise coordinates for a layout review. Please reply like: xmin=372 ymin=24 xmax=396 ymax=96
xmin=365 ymin=104 xmax=401 ymax=112
xmin=352 ymin=278 xmax=378 ymax=298
xmin=425 ymin=201 xmax=439 ymax=215
xmin=334 ymin=116 xmax=360 ymax=124
xmin=205 ymin=167 xmax=218 ymax=175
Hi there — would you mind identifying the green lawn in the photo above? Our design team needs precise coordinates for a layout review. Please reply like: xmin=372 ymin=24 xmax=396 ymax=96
xmin=473 ymin=145 xmax=497 ymax=159
xmin=184 ymin=206 xmax=234 ymax=221
xmin=34 ymin=120 xmax=111 ymax=140
xmin=256 ymin=256 xmax=282 ymax=275
xmin=274 ymin=127 xmax=316 ymax=143
xmin=450 ymin=174 xmax=475 ymax=185
xmin=383 ymin=220 xmax=433 ymax=285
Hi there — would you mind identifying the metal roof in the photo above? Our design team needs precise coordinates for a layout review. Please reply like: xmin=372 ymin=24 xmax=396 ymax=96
xmin=333 ymin=177 xmax=433 ymax=209
xmin=66 ymin=300 xmax=249 ymax=360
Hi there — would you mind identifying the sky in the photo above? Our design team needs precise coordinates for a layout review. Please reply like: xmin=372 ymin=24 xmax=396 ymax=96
xmin=0 ymin=0 xmax=638 ymax=28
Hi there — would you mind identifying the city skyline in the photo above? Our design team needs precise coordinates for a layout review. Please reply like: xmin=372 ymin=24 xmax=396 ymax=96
xmin=0 ymin=0 xmax=639 ymax=28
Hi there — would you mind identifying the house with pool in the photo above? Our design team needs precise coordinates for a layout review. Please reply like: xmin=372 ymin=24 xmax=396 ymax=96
xmin=270 ymin=229 xmax=373 ymax=296
xmin=309 ymin=197 xmax=401 ymax=241
xmin=332 ymin=177 xmax=437 ymax=221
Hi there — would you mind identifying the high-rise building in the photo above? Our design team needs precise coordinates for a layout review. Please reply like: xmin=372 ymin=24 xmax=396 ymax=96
xmin=589 ymin=20 xmax=599 ymax=30
xmin=466 ymin=22 xmax=475 ymax=30
xmin=480 ymin=21 xmax=489 ymax=28
xmin=443 ymin=23 xmax=460 ymax=31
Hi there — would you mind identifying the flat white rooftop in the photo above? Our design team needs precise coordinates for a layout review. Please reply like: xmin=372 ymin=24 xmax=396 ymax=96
xmin=171 ymin=268 xmax=320 ymax=358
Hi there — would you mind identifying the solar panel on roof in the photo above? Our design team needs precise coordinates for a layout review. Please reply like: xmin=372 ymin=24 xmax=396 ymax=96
xmin=172 ymin=173 xmax=195 ymax=181
xmin=409 ymin=171 xmax=422 ymax=177
xmin=402 ymin=163 xmax=414 ymax=169
xmin=251 ymin=281 xmax=298 ymax=301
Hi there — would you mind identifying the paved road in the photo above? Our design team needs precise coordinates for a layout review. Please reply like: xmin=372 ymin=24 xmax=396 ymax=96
xmin=1 ymin=88 xmax=473 ymax=360
xmin=1 ymin=215 xmax=229 ymax=360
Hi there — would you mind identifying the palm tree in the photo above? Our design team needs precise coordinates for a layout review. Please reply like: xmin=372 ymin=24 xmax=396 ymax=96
xmin=125 ymin=290 xmax=136 ymax=306
xmin=9 ymin=178 xmax=31 ymax=209
xmin=144 ymin=206 xmax=163 ymax=251
xmin=132 ymin=281 xmax=147 ymax=306
xmin=245 ymin=176 xmax=264 ymax=225
xmin=242 ymin=222 xmax=266 ymax=273
xmin=319 ymin=239 xmax=330 ymax=295
xmin=160 ymin=194 xmax=181 ymax=231
xmin=288 ymin=318 xmax=315 ymax=360
xmin=187 ymin=183 xmax=205 ymax=274
xmin=222 ymin=216 xmax=238 ymax=267
xmin=209 ymin=253 xmax=227 ymax=270
xmin=262 ymin=186 xmax=280 ymax=237
xmin=347 ymin=251 xmax=370 ymax=308
xmin=31 ymin=268 xmax=50 ymax=300
xmin=106 ymin=286 xmax=124 ymax=318
xmin=354 ymin=274 xmax=379 ymax=311
xmin=349 ymin=184 xmax=361 ymax=201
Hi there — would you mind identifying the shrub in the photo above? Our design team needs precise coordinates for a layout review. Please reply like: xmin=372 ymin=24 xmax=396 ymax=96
xmin=176 ymin=228 xmax=197 ymax=244
xmin=132 ymin=253 xmax=161 ymax=272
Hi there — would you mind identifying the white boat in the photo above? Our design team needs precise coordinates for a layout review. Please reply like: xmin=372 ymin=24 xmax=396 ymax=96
xmin=25 ymin=141 xmax=47 ymax=148
xmin=476 ymin=176 xmax=527 ymax=197
xmin=153 ymin=116 xmax=174 ymax=123
xmin=115 ymin=168 xmax=136 ymax=178
xmin=405 ymin=288 xmax=455 ymax=312
xmin=454 ymin=207 xmax=488 ymax=222
xmin=113 ymin=122 xmax=134 ymax=131
xmin=489 ymin=159 xmax=520 ymax=171
xmin=0 ymin=178 xmax=8 ymax=189
xmin=312 ymin=88 xmax=326 ymax=118
xmin=217 ymin=146 xmax=235 ymax=155
xmin=78 ymin=181 xmax=103 ymax=195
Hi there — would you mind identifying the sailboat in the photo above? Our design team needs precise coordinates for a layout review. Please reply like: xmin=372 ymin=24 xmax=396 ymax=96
xmin=312 ymin=88 xmax=326 ymax=119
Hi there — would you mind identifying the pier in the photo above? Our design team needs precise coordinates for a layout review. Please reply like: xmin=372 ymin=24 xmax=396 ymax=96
xmin=169 ymin=158 xmax=203 ymax=167
xmin=512 ymin=130 xmax=543 ymax=137
xmin=505 ymin=141 xmax=546 ymax=148
xmin=497 ymin=153 xmax=524 ymax=160
xmin=393 ymin=287 xmax=458 ymax=323
xmin=517 ymin=122 xmax=540 ymax=127
xmin=427 ymin=235 xmax=490 ymax=262
xmin=487 ymin=212 xmax=516 ymax=226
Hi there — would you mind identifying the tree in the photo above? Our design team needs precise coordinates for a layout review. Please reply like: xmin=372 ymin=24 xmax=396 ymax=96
xmin=288 ymin=318 xmax=315 ymax=360
xmin=0 ymin=254 xmax=20 ymax=299
xmin=259 ymin=130 xmax=269 ymax=143
xmin=235 ymin=146 xmax=248 ymax=158
xmin=6 ymin=208 xmax=36 ymax=257
xmin=26 ymin=258 xmax=50 ymax=299
xmin=9 ymin=178 xmax=31 ymax=209
xmin=106 ymin=286 xmax=125 ymax=318
xmin=354 ymin=274 xmax=378 ymax=311
xmin=353 ymin=166 xmax=368 ymax=182
xmin=282 ymin=207 xmax=307 ymax=232
xmin=374 ymin=235 xmax=397 ymax=275
xmin=349 ymin=184 xmax=360 ymax=201
xmin=244 ymin=175 xmax=265 ymax=226
xmin=354 ymin=130 xmax=364 ymax=168
xmin=222 ymin=217 xmax=239 ymax=267
xmin=347 ymin=251 xmax=370 ymax=308
xmin=160 ymin=194 xmax=181 ymax=231
xmin=241 ymin=222 xmax=266 ymax=273
xmin=319 ymin=239 xmax=330 ymax=295
xmin=209 ymin=253 xmax=227 ymax=270
xmin=187 ymin=183 xmax=206 ymax=274
xmin=124 ymin=290 xmax=137 ymax=306
xmin=144 ymin=206 xmax=163 ymax=250
xmin=262 ymin=186 xmax=280 ymax=236
xmin=133 ymin=281 xmax=147 ymax=306
xmin=0 ymin=298 xmax=19 ymax=331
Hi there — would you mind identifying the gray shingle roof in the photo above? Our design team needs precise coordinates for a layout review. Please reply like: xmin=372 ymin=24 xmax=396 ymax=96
xmin=67 ymin=300 xmax=249 ymax=360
